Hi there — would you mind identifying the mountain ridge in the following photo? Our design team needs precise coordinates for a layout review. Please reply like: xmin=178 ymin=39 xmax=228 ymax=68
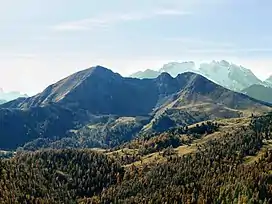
xmin=0 ymin=66 xmax=271 ymax=150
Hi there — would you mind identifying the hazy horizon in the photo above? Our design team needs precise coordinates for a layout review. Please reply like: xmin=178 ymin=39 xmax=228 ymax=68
xmin=1 ymin=0 xmax=272 ymax=95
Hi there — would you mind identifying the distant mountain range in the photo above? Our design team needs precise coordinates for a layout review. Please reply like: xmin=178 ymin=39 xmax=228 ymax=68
xmin=130 ymin=60 xmax=271 ymax=92
xmin=0 ymin=66 xmax=271 ymax=150
xmin=0 ymin=88 xmax=28 ymax=104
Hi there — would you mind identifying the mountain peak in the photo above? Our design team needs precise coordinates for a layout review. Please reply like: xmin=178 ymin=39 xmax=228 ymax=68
xmin=157 ymin=72 xmax=173 ymax=79
xmin=219 ymin=60 xmax=230 ymax=66
xmin=92 ymin=66 xmax=124 ymax=79
xmin=84 ymin=65 xmax=115 ymax=75
xmin=91 ymin=65 xmax=109 ymax=71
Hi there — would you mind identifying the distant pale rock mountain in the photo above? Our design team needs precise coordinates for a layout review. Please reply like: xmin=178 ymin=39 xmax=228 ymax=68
xmin=159 ymin=61 xmax=198 ymax=77
xmin=199 ymin=60 xmax=263 ymax=91
xmin=130 ymin=60 xmax=263 ymax=92
xmin=0 ymin=89 xmax=28 ymax=102
xmin=130 ymin=69 xmax=160 ymax=79
xmin=130 ymin=62 xmax=198 ymax=79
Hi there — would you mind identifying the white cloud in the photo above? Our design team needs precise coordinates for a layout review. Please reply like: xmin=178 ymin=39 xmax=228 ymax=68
xmin=53 ymin=9 xmax=191 ymax=31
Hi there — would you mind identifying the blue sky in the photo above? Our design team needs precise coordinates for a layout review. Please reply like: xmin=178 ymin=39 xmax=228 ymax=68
xmin=1 ymin=0 xmax=272 ymax=95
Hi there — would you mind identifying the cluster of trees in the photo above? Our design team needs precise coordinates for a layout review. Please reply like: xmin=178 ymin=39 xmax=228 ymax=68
xmin=251 ymin=113 xmax=272 ymax=138
xmin=169 ymin=121 xmax=219 ymax=136
xmin=137 ymin=134 xmax=181 ymax=155
xmin=109 ymin=150 xmax=142 ymax=166
xmin=151 ymin=109 xmax=209 ymax=133
xmin=152 ymin=114 xmax=176 ymax=132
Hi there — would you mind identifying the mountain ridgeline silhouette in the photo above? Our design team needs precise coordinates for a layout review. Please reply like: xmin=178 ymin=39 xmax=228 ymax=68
xmin=0 ymin=66 xmax=271 ymax=150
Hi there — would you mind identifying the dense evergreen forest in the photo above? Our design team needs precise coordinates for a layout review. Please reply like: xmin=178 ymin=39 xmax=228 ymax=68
xmin=0 ymin=114 xmax=272 ymax=203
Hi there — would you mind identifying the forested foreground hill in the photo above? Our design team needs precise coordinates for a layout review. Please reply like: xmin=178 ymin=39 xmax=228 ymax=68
xmin=1 ymin=114 xmax=272 ymax=203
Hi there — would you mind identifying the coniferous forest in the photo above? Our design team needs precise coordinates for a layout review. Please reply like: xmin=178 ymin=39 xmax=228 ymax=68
xmin=1 ymin=114 xmax=272 ymax=203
